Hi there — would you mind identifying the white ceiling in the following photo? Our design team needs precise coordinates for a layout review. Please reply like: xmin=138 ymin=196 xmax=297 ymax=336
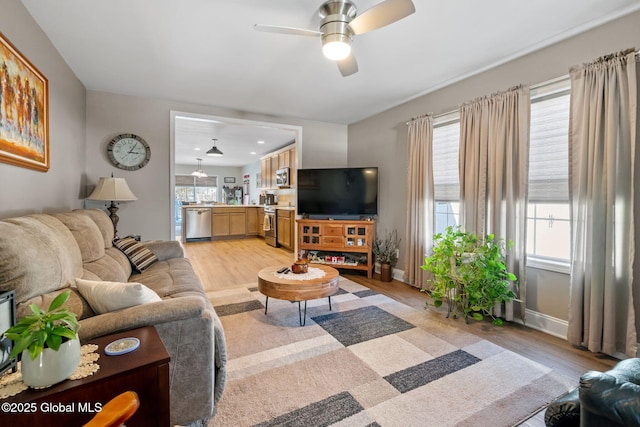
xmin=21 ymin=0 xmax=640 ymax=167
xmin=173 ymin=114 xmax=296 ymax=167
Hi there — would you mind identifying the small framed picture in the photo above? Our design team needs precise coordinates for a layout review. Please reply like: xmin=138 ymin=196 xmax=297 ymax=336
xmin=224 ymin=177 xmax=236 ymax=183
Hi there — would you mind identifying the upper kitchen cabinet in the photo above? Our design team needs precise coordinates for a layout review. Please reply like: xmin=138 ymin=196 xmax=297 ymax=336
xmin=260 ymin=143 xmax=296 ymax=189
xmin=261 ymin=157 xmax=272 ymax=189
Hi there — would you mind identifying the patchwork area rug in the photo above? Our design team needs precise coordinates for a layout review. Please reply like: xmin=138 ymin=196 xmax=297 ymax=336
xmin=208 ymin=277 xmax=573 ymax=427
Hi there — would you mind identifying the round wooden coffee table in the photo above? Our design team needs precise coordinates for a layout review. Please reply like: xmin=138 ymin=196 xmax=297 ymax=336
xmin=258 ymin=264 xmax=340 ymax=326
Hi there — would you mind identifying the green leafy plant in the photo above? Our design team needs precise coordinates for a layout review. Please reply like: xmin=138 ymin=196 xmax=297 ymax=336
xmin=4 ymin=290 xmax=79 ymax=360
xmin=372 ymin=229 xmax=401 ymax=267
xmin=421 ymin=226 xmax=517 ymax=325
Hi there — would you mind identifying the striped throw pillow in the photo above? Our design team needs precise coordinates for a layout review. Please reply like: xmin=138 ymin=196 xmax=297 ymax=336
xmin=113 ymin=237 xmax=158 ymax=272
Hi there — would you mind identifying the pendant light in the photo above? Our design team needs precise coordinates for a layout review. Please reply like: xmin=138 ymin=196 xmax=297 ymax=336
xmin=191 ymin=158 xmax=207 ymax=178
xmin=206 ymin=138 xmax=223 ymax=157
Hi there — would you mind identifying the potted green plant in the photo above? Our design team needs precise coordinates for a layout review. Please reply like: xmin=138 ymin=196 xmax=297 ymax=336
xmin=421 ymin=226 xmax=517 ymax=325
xmin=4 ymin=290 xmax=81 ymax=387
xmin=372 ymin=229 xmax=401 ymax=282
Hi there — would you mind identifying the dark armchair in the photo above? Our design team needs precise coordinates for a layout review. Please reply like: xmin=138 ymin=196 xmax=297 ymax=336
xmin=545 ymin=358 xmax=640 ymax=427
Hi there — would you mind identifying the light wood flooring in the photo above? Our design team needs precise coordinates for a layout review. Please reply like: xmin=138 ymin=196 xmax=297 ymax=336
xmin=183 ymin=238 xmax=618 ymax=426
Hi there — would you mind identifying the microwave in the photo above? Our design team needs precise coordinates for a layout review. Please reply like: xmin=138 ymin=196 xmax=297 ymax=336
xmin=276 ymin=167 xmax=290 ymax=187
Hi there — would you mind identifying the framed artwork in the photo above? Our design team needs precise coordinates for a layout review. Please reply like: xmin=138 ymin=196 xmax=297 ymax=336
xmin=0 ymin=32 xmax=49 ymax=172
xmin=224 ymin=177 xmax=236 ymax=183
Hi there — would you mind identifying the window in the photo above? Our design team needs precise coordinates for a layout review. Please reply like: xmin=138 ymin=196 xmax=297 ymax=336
xmin=527 ymin=78 xmax=571 ymax=268
xmin=174 ymin=175 xmax=218 ymax=221
xmin=432 ymin=113 xmax=460 ymax=235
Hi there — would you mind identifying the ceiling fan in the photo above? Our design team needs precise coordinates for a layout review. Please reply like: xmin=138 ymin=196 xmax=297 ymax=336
xmin=254 ymin=0 xmax=415 ymax=77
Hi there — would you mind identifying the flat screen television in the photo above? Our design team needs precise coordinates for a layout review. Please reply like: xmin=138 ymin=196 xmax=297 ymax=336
xmin=297 ymin=167 xmax=378 ymax=218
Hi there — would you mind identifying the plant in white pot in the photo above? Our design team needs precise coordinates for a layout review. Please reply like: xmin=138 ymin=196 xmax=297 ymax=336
xmin=4 ymin=290 xmax=81 ymax=387
xmin=372 ymin=229 xmax=401 ymax=282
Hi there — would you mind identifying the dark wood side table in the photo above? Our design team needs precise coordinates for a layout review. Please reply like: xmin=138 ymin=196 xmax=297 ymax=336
xmin=0 ymin=326 xmax=170 ymax=427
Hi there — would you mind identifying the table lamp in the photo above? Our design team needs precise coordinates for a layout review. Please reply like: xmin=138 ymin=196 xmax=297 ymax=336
xmin=87 ymin=175 xmax=137 ymax=237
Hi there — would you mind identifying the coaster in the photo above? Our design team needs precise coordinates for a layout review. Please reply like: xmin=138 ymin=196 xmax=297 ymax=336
xmin=105 ymin=337 xmax=140 ymax=356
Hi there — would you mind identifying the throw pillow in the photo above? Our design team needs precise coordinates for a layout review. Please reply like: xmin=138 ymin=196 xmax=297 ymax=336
xmin=75 ymin=278 xmax=162 ymax=314
xmin=113 ymin=237 xmax=158 ymax=272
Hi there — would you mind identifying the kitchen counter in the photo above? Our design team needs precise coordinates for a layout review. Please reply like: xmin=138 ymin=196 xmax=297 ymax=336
xmin=181 ymin=205 xmax=262 ymax=241
xmin=181 ymin=204 xmax=260 ymax=208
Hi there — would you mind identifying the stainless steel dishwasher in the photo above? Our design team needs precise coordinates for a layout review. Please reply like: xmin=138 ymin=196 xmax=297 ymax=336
xmin=185 ymin=208 xmax=212 ymax=241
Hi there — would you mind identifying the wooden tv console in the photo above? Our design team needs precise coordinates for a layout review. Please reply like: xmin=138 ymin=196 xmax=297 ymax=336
xmin=297 ymin=219 xmax=375 ymax=278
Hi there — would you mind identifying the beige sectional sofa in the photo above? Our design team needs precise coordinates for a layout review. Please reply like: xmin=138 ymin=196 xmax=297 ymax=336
xmin=0 ymin=209 xmax=226 ymax=427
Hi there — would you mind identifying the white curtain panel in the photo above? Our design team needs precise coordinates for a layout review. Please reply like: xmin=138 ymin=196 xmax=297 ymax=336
xmin=458 ymin=86 xmax=530 ymax=321
xmin=403 ymin=115 xmax=433 ymax=288
xmin=568 ymin=49 xmax=638 ymax=357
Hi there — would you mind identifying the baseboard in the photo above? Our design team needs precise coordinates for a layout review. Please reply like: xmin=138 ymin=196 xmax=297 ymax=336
xmin=380 ymin=268 xmax=569 ymax=341
xmin=373 ymin=265 xmax=406 ymax=282
xmin=514 ymin=309 xmax=568 ymax=340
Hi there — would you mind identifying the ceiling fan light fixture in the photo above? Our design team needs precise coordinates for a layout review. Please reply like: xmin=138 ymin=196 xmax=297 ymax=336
xmin=206 ymin=138 xmax=224 ymax=157
xmin=322 ymin=38 xmax=352 ymax=60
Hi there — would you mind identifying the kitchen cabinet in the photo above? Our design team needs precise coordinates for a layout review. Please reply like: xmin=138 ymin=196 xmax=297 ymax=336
xmin=212 ymin=207 xmax=247 ymax=237
xmin=260 ymin=144 xmax=296 ymax=189
xmin=246 ymin=207 xmax=259 ymax=235
xmin=289 ymin=147 xmax=296 ymax=186
xmin=278 ymin=150 xmax=290 ymax=169
xmin=276 ymin=209 xmax=295 ymax=251
xmin=257 ymin=207 xmax=265 ymax=237
xmin=230 ymin=212 xmax=246 ymax=235
xmin=212 ymin=210 xmax=230 ymax=237
xmin=270 ymin=156 xmax=278 ymax=188
xmin=261 ymin=158 xmax=271 ymax=189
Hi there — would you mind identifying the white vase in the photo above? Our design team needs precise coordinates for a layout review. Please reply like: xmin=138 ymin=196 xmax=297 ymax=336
xmin=21 ymin=338 xmax=81 ymax=388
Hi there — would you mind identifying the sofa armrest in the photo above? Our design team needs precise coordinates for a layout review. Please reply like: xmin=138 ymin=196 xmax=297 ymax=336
xmin=77 ymin=295 xmax=208 ymax=341
xmin=142 ymin=240 xmax=184 ymax=261
xmin=579 ymin=371 xmax=640 ymax=427
xmin=544 ymin=388 xmax=579 ymax=427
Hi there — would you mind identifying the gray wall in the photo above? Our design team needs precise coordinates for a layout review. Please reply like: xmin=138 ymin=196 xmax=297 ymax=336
xmin=85 ymin=90 xmax=348 ymax=240
xmin=347 ymin=11 xmax=640 ymax=323
xmin=242 ymin=160 xmax=262 ymax=205
xmin=0 ymin=0 xmax=86 ymax=219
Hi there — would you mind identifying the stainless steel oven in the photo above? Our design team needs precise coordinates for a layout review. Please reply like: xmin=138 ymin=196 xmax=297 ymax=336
xmin=264 ymin=206 xmax=278 ymax=247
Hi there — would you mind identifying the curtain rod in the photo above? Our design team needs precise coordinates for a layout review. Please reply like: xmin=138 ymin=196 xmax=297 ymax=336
xmin=405 ymin=47 xmax=639 ymax=127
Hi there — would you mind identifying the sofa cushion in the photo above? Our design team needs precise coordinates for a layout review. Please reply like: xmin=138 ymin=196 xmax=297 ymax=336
xmin=54 ymin=212 xmax=105 ymax=263
xmin=114 ymin=237 xmax=158 ymax=272
xmin=82 ymin=247 xmax=132 ymax=283
xmin=0 ymin=214 xmax=83 ymax=305
xmin=132 ymin=258 xmax=201 ymax=298
xmin=76 ymin=209 xmax=115 ymax=248
xmin=75 ymin=278 xmax=161 ymax=314
xmin=17 ymin=287 xmax=96 ymax=320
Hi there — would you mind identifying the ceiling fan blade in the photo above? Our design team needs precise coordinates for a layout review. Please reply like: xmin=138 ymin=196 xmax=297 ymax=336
xmin=348 ymin=0 xmax=416 ymax=35
xmin=253 ymin=24 xmax=321 ymax=37
xmin=337 ymin=54 xmax=358 ymax=77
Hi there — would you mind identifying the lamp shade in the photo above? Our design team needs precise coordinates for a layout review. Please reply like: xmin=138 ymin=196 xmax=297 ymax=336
xmin=87 ymin=177 xmax=138 ymax=202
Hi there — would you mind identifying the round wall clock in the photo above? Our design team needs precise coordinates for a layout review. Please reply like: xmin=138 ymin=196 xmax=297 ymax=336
xmin=107 ymin=133 xmax=151 ymax=170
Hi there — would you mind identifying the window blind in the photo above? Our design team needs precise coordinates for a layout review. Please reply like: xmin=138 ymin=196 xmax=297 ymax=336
xmin=432 ymin=119 xmax=460 ymax=201
xmin=175 ymin=175 xmax=195 ymax=187
xmin=175 ymin=175 xmax=217 ymax=187
xmin=195 ymin=176 xmax=217 ymax=187
xmin=528 ymin=82 xmax=570 ymax=202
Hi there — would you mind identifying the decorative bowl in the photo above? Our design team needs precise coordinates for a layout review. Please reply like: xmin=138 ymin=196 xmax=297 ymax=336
xmin=291 ymin=260 xmax=308 ymax=274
